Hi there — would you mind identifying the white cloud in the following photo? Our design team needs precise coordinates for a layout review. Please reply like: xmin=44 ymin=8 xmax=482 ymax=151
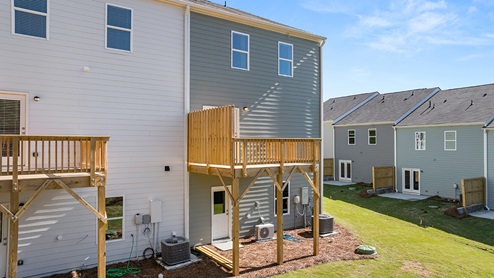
xmin=468 ymin=6 xmax=479 ymax=14
xmin=360 ymin=16 xmax=393 ymax=28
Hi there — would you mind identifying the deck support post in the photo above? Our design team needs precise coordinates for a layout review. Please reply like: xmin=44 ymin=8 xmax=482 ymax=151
xmin=97 ymin=184 xmax=106 ymax=277
xmin=312 ymin=167 xmax=320 ymax=256
xmin=8 ymin=137 xmax=20 ymax=278
xmin=276 ymin=173 xmax=284 ymax=265
xmin=232 ymin=178 xmax=240 ymax=276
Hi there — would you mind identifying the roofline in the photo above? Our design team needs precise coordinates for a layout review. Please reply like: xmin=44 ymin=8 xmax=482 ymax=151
xmin=396 ymin=122 xmax=485 ymax=128
xmin=159 ymin=0 xmax=326 ymax=43
xmin=334 ymin=121 xmax=394 ymax=127
xmin=394 ymin=87 xmax=441 ymax=125
xmin=484 ymin=113 xmax=494 ymax=128
xmin=333 ymin=92 xmax=380 ymax=124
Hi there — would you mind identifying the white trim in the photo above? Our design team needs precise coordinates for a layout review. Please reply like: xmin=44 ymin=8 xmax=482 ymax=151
xmin=211 ymin=186 xmax=232 ymax=242
xmin=348 ymin=129 xmax=355 ymax=145
xmin=278 ymin=41 xmax=293 ymax=77
xmin=393 ymin=126 xmax=397 ymax=192
xmin=105 ymin=3 xmax=133 ymax=53
xmin=335 ymin=121 xmax=394 ymax=127
xmin=397 ymin=122 xmax=485 ymax=128
xmin=231 ymin=31 xmax=250 ymax=71
xmin=0 ymin=203 xmax=10 ymax=277
xmin=484 ymin=129 xmax=490 ymax=210
xmin=11 ymin=0 xmax=49 ymax=40
xmin=183 ymin=4 xmax=191 ymax=240
xmin=444 ymin=130 xmax=456 ymax=151
xmin=402 ymin=168 xmax=420 ymax=194
xmin=274 ymin=181 xmax=290 ymax=216
xmin=368 ymin=128 xmax=377 ymax=145
xmin=414 ymin=131 xmax=426 ymax=151
xmin=105 ymin=195 xmax=125 ymax=243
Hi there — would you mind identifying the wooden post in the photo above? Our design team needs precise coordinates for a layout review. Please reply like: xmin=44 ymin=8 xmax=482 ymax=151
xmin=276 ymin=173 xmax=283 ymax=265
xmin=9 ymin=137 xmax=20 ymax=278
xmin=313 ymin=168 xmax=320 ymax=256
xmin=97 ymin=140 xmax=107 ymax=278
xmin=232 ymin=178 xmax=240 ymax=276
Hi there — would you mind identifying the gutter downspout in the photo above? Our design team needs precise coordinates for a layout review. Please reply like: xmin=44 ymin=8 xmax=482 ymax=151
xmin=393 ymin=125 xmax=398 ymax=192
xmin=318 ymin=39 xmax=325 ymax=212
xmin=184 ymin=4 xmax=191 ymax=238
xmin=484 ymin=129 xmax=490 ymax=210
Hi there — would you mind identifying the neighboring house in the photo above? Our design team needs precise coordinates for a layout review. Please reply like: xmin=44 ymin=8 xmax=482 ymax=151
xmin=333 ymin=88 xmax=439 ymax=183
xmin=322 ymin=92 xmax=378 ymax=165
xmin=0 ymin=0 xmax=189 ymax=276
xmin=395 ymin=84 xmax=494 ymax=199
xmin=187 ymin=2 xmax=325 ymax=247
xmin=485 ymin=115 xmax=494 ymax=209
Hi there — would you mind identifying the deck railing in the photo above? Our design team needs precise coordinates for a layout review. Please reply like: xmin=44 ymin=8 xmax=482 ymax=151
xmin=188 ymin=105 xmax=320 ymax=169
xmin=1 ymin=135 xmax=109 ymax=177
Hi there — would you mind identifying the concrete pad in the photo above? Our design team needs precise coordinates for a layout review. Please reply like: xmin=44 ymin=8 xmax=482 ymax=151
xmin=212 ymin=240 xmax=243 ymax=251
xmin=470 ymin=210 xmax=494 ymax=220
xmin=379 ymin=192 xmax=428 ymax=201
xmin=323 ymin=181 xmax=354 ymax=186
xmin=156 ymin=254 xmax=200 ymax=270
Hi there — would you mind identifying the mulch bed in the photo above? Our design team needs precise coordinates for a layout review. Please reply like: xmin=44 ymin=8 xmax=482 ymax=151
xmin=357 ymin=189 xmax=375 ymax=199
xmin=444 ymin=206 xmax=469 ymax=219
xmin=45 ymin=224 xmax=377 ymax=278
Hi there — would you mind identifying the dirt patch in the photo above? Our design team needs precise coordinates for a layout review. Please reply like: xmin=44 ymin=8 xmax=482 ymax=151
xmin=400 ymin=260 xmax=432 ymax=277
xmin=444 ymin=206 xmax=469 ymax=219
xmin=44 ymin=224 xmax=377 ymax=278
xmin=357 ymin=189 xmax=375 ymax=199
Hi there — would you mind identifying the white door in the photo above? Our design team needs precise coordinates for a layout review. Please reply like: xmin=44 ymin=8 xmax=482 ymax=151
xmin=211 ymin=186 xmax=231 ymax=242
xmin=403 ymin=168 xmax=420 ymax=194
xmin=0 ymin=204 xmax=9 ymax=278
xmin=339 ymin=160 xmax=352 ymax=182
xmin=0 ymin=93 xmax=27 ymax=165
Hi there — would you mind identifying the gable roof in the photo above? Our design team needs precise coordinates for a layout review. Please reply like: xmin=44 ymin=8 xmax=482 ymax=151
xmin=335 ymin=88 xmax=439 ymax=125
xmin=397 ymin=84 xmax=494 ymax=126
xmin=323 ymin=92 xmax=378 ymax=122
xmin=164 ymin=0 xmax=326 ymax=43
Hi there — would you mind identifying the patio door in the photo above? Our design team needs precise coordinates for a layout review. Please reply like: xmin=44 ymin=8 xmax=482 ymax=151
xmin=403 ymin=168 xmax=420 ymax=194
xmin=0 ymin=204 xmax=9 ymax=277
xmin=339 ymin=160 xmax=352 ymax=182
xmin=211 ymin=186 xmax=231 ymax=242
xmin=0 ymin=93 xmax=26 ymax=165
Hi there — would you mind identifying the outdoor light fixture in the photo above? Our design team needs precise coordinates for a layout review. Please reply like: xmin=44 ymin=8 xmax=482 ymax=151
xmin=33 ymin=96 xmax=40 ymax=101
xmin=242 ymin=107 xmax=249 ymax=112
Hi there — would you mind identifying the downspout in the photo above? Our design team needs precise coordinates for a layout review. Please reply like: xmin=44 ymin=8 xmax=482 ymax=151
xmin=184 ymin=4 xmax=191 ymax=238
xmin=393 ymin=126 xmax=398 ymax=192
xmin=318 ymin=39 xmax=325 ymax=211
xmin=484 ymin=129 xmax=490 ymax=210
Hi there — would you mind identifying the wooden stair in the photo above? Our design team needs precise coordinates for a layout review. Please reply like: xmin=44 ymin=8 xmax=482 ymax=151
xmin=194 ymin=245 xmax=233 ymax=271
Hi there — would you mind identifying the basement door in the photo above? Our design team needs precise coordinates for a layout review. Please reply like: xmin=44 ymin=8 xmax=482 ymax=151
xmin=0 ymin=93 xmax=26 ymax=165
xmin=339 ymin=160 xmax=352 ymax=182
xmin=211 ymin=186 xmax=231 ymax=242
xmin=403 ymin=168 xmax=420 ymax=194
xmin=0 ymin=204 xmax=9 ymax=278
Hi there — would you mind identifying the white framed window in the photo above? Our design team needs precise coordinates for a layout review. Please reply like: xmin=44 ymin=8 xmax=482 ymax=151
xmin=348 ymin=129 xmax=355 ymax=145
xmin=12 ymin=0 xmax=49 ymax=39
xmin=231 ymin=31 xmax=249 ymax=70
xmin=444 ymin=131 xmax=456 ymax=151
xmin=106 ymin=4 xmax=132 ymax=52
xmin=278 ymin=42 xmax=293 ymax=77
xmin=415 ymin=131 xmax=426 ymax=150
xmin=106 ymin=196 xmax=124 ymax=241
xmin=368 ymin=128 xmax=377 ymax=145
xmin=274 ymin=181 xmax=290 ymax=216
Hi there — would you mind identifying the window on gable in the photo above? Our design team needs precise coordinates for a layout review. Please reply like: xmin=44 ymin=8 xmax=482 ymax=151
xmin=13 ymin=0 xmax=48 ymax=39
xmin=106 ymin=196 xmax=124 ymax=241
xmin=444 ymin=131 xmax=456 ymax=151
xmin=106 ymin=4 xmax=132 ymax=52
xmin=274 ymin=181 xmax=290 ymax=216
xmin=231 ymin=31 xmax=249 ymax=70
xmin=348 ymin=129 xmax=355 ymax=145
xmin=415 ymin=131 xmax=426 ymax=150
xmin=368 ymin=128 xmax=377 ymax=145
xmin=278 ymin=42 xmax=293 ymax=77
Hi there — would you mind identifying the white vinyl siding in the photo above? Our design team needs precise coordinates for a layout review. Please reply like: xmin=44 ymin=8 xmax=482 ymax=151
xmin=12 ymin=0 xmax=49 ymax=39
xmin=274 ymin=181 xmax=290 ymax=216
xmin=348 ymin=129 xmax=355 ymax=145
xmin=415 ymin=131 xmax=426 ymax=150
xmin=106 ymin=4 xmax=132 ymax=52
xmin=231 ymin=31 xmax=249 ymax=70
xmin=444 ymin=131 xmax=456 ymax=151
xmin=368 ymin=128 xmax=376 ymax=145
xmin=278 ymin=42 xmax=293 ymax=77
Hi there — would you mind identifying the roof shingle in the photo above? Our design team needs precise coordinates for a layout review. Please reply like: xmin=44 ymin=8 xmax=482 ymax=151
xmin=323 ymin=92 xmax=377 ymax=122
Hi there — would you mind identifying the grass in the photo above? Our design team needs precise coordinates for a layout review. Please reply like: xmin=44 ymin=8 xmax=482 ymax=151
xmin=278 ymin=184 xmax=494 ymax=277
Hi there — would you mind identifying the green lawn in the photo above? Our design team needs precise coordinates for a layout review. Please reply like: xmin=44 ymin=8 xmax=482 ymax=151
xmin=278 ymin=184 xmax=494 ymax=277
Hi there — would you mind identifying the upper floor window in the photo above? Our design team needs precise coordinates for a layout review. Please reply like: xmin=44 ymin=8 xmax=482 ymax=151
xmin=368 ymin=128 xmax=377 ymax=145
xmin=106 ymin=4 xmax=132 ymax=52
xmin=13 ymin=0 xmax=48 ymax=39
xmin=231 ymin=31 xmax=249 ymax=70
xmin=415 ymin=131 xmax=426 ymax=150
xmin=274 ymin=181 xmax=290 ymax=216
xmin=348 ymin=129 xmax=355 ymax=145
xmin=444 ymin=131 xmax=456 ymax=151
xmin=278 ymin=42 xmax=293 ymax=77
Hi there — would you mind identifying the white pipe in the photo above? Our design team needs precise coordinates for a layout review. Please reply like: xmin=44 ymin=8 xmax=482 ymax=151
xmin=484 ymin=129 xmax=490 ymax=210
xmin=319 ymin=41 xmax=324 ymax=205
xmin=183 ymin=4 xmax=191 ymax=239
xmin=393 ymin=126 xmax=398 ymax=192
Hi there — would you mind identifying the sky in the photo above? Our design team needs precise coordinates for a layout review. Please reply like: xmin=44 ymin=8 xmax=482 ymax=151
xmin=209 ymin=0 xmax=494 ymax=101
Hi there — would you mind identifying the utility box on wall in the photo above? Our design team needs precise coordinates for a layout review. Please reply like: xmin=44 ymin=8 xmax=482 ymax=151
xmin=301 ymin=187 xmax=309 ymax=205
xmin=150 ymin=199 xmax=162 ymax=223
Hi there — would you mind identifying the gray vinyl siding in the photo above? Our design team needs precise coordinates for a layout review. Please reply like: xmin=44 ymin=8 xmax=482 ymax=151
xmin=333 ymin=124 xmax=394 ymax=183
xmin=488 ymin=129 xmax=494 ymax=209
xmin=0 ymin=1 xmax=185 ymax=276
xmin=189 ymin=13 xmax=321 ymax=245
xmin=323 ymin=121 xmax=334 ymax=159
xmin=396 ymin=125 xmax=483 ymax=199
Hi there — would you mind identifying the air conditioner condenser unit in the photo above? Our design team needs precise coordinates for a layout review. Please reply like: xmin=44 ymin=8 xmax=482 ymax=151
xmin=255 ymin=223 xmax=274 ymax=241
